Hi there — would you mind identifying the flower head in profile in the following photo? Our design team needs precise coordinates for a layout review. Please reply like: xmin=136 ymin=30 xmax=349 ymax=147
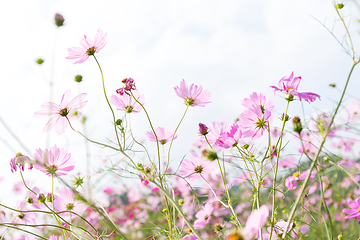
xmin=35 ymin=90 xmax=87 ymax=135
xmin=110 ymin=90 xmax=144 ymax=113
xmin=174 ymin=80 xmax=210 ymax=107
xmin=34 ymin=145 xmax=75 ymax=177
xmin=270 ymin=72 xmax=320 ymax=103
xmin=342 ymin=197 xmax=360 ymax=220
xmin=146 ymin=127 xmax=177 ymax=145
xmin=240 ymin=105 xmax=271 ymax=139
xmin=10 ymin=152 xmax=32 ymax=173
xmin=66 ymin=29 xmax=107 ymax=64
xmin=179 ymin=153 xmax=214 ymax=179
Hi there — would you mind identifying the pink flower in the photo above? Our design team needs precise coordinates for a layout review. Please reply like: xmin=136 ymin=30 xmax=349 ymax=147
xmin=263 ymin=220 xmax=294 ymax=239
xmin=180 ymin=234 xmax=198 ymax=240
xmin=34 ymin=145 xmax=75 ymax=177
xmin=241 ymin=205 xmax=270 ymax=240
xmin=342 ymin=197 xmax=360 ymax=220
xmin=16 ymin=202 xmax=37 ymax=225
xmin=179 ymin=153 xmax=214 ymax=179
xmin=110 ymin=90 xmax=144 ymax=113
xmin=35 ymin=90 xmax=87 ymax=135
xmin=10 ymin=152 xmax=32 ymax=173
xmin=146 ymin=127 xmax=177 ymax=145
xmin=242 ymin=92 xmax=274 ymax=113
xmin=216 ymin=124 xmax=242 ymax=149
xmin=240 ymin=105 xmax=271 ymax=139
xmin=270 ymin=72 xmax=320 ymax=103
xmin=54 ymin=188 xmax=86 ymax=217
xmin=174 ymin=79 xmax=211 ymax=107
xmin=194 ymin=202 xmax=214 ymax=228
xmin=48 ymin=236 xmax=63 ymax=240
xmin=66 ymin=29 xmax=107 ymax=64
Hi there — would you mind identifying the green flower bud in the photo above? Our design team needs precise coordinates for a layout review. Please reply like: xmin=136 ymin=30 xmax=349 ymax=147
xmin=55 ymin=13 xmax=64 ymax=27
xmin=36 ymin=58 xmax=44 ymax=65
xmin=292 ymin=116 xmax=303 ymax=134
xmin=335 ymin=3 xmax=344 ymax=9
xmin=75 ymin=75 xmax=83 ymax=83
xmin=329 ymin=83 xmax=336 ymax=87
xmin=115 ymin=119 xmax=122 ymax=126
xmin=178 ymin=199 xmax=184 ymax=205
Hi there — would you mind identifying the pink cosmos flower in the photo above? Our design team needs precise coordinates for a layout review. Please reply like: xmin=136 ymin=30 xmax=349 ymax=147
xmin=216 ymin=124 xmax=242 ymax=149
xmin=240 ymin=105 xmax=271 ymax=139
xmin=146 ymin=127 xmax=177 ymax=145
xmin=242 ymin=205 xmax=270 ymax=240
xmin=342 ymin=197 xmax=360 ymax=220
xmin=200 ymin=121 xmax=232 ymax=151
xmin=66 ymin=29 xmax=107 ymax=64
xmin=174 ymin=79 xmax=211 ymax=107
xmin=263 ymin=220 xmax=294 ymax=239
xmin=194 ymin=202 xmax=214 ymax=228
xmin=180 ymin=234 xmax=198 ymax=240
xmin=35 ymin=90 xmax=87 ymax=135
xmin=10 ymin=152 xmax=32 ymax=173
xmin=110 ymin=90 xmax=144 ymax=113
xmin=34 ymin=145 xmax=75 ymax=177
xmin=242 ymin=92 xmax=274 ymax=113
xmin=179 ymin=153 xmax=214 ymax=179
xmin=54 ymin=188 xmax=86 ymax=217
xmin=270 ymin=72 xmax=320 ymax=103
xmin=48 ymin=236 xmax=63 ymax=240
xmin=15 ymin=202 xmax=37 ymax=225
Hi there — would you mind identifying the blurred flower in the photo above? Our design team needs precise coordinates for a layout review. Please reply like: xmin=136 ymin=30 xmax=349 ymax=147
xmin=179 ymin=153 xmax=214 ymax=179
xmin=10 ymin=152 xmax=32 ymax=173
xmin=66 ymin=29 xmax=107 ymax=64
xmin=270 ymin=72 xmax=320 ymax=103
xmin=174 ymin=79 xmax=210 ymax=107
xmin=35 ymin=89 xmax=87 ymax=135
xmin=54 ymin=187 xmax=86 ymax=217
xmin=54 ymin=13 xmax=64 ymax=27
xmin=110 ymin=90 xmax=144 ymax=113
xmin=34 ymin=145 xmax=75 ymax=177
xmin=194 ymin=202 xmax=214 ymax=228
xmin=146 ymin=127 xmax=177 ymax=145
xmin=342 ymin=197 xmax=360 ymax=220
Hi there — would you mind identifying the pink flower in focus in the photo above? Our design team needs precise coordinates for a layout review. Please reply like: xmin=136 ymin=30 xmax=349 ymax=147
xmin=240 ymin=105 xmax=271 ymax=139
xmin=342 ymin=197 xmax=360 ymax=220
xmin=194 ymin=202 xmax=214 ymax=228
xmin=270 ymin=72 xmax=320 ymax=103
xmin=216 ymin=124 xmax=242 ymax=149
xmin=110 ymin=90 xmax=144 ymax=113
xmin=174 ymin=80 xmax=211 ymax=107
xmin=35 ymin=90 xmax=87 ymax=135
xmin=146 ymin=127 xmax=177 ymax=145
xmin=242 ymin=92 xmax=274 ymax=113
xmin=34 ymin=145 xmax=75 ymax=177
xmin=54 ymin=188 xmax=86 ymax=216
xmin=66 ymin=29 xmax=107 ymax=64
xmin=179 ymin=153 xmax=214 ymax=179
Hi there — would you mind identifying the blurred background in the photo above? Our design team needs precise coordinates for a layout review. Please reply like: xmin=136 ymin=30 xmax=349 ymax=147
xmin=1 ymin=0 xmax=360 ymax=204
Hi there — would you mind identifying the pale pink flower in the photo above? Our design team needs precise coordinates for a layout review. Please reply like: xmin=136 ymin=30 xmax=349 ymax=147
xmin=66 ymin=29 xmax=107 ymax=64
xmin=10 ymin=153 xmax=32 ymax=173
xmin=174 ymin=79 xmax=210 ymax=107
xmin=110 ymin=90 xmax=144 ymax=113
xmin=342 ymin=197 xmax=360 ymax=220
xmin=241 ymin=205 xmax=270 ymax=240
xmin=16 ymin=202 xmax=37 ymax=225
xmin=179 ymin=153 xmax=214 ymax=179
xmin=270 ymin=72 xmax=320 ymax=103
xmin=54 ymin=187 xmax=86 ymax=216
xmin=48 ymin=236 xmax=63 ymax=240
xmin=34 ymin=145 xmax=75 ymax=177
xmin=263 ymin=220 xmax=294 ymax=239
xmin=146 ymin=127 xmax=177 ymax=145
xmin=240 ymin=105 xmax=271 ymax=139
xmin=24 ymin=236 xmax=37 ymax=240
xmin=35 ymin=90 xmax=87 ymax=135
xmin=216 ymin=124 xmax=242 ymax=149
xmin=194 ymin=202 xmax=214 ymax=228
xmin=242 ymin=92 xmax=274 ymax=113
xmin=200 ymin=121 xmax=232 ymax=150
xmin=180 ymin=234 xmax=198 ymax=240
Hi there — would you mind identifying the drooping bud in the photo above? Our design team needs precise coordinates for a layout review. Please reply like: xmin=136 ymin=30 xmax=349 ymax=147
xmin=292 ymin=116 xmax=303 ymax=134
xmin=37 ymin=193 xmax=46 ymax=203
xmin=54 ymin=13 xmax=65 ymax=27
xmin=75 ymin=75 xmax=83 ymax=83
xmin=198 ymin=123 xmax=209 ymax=135
xmin=36 ymin=58 xmax=44 ymax=65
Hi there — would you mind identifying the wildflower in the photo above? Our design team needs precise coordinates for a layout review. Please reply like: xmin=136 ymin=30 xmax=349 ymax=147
xmin=342 ymin=197 xmax=360 ymax=220
xmin=110 ymin=90 xmax=144 ymax=113
xmin=242 ymin=92 xmax=274 ymax=113
xmin=198 ymin=123 xmax=209 ymax=135
xmin=34 ymin=145 xmax=75 ymax=177
xmin=180 ymin=234 xmax=198 ymax=240
xmin=146 ymin=127 xmax=177 ymax=145
xmin=35 ymin=90 xmax=87 ymax=135
xmin=10 ymin=152 xmax=32 ymax=173
xmin=174 ymin=79 xmax=211 ymax=107
xmin=270 ymin=72 xmax=320 ymax=103
xmin=240 ymin=105 xmax=271 ymax=139
xmin=216 ymin=124 xmax=242 ymax=149
xmin=66 ymin=29 xmax=107 ymax=64
xmin=54 ymin=188 xmax=86 ymax=217
xmin=179 ymin=153 xmax=214 ymax=179
xmin=116 ymin=78 xmax=137 ymax=96
xmin=194 ymin=202 xmax=214 ymax=228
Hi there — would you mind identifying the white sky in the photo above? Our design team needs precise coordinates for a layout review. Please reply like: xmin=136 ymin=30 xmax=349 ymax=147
xmin=1 ymin=0 xmax=360 ymax=204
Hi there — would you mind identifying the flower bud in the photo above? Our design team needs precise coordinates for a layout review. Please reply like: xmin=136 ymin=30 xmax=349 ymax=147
xmin=329 ymin=83 xmax=336 ymax=87
xmin=75 ymin=75 xmax=83 ymax=83
xmin=115 ymin=119 xmax=122 ymax=126
xmin=292 ymin=116 xmax=303 ymax=134
xmin=198 ymin=123 xmax=209 ymax=135
xmin=281 ymin=113 xmax=289 ymax=122
xmin=178 ymin=199 xmax=184 ymax=205
xmin=214 ymin=223 xmax=224 ymax=233
xmin=73 ymin=176 xmax=84 ymax=188
xmin=36 ymin=58 xmax=44 ymax=65
xmin=46 ymin=193 xmax=54 ymax=202
xmin=26 ymin=196 xmax=34 ymax=204
xmin=202 ymin=149 xmax=218 ymax=160
xmin=54 ymin=13 xmax=64 ymax=27
xmin=335 ymin=3 xmax=344 ymax=9
xmin=37 ymin=193 xmax=46 ymax=203
xmin=242 ymin=144 xmax=249 ymax=150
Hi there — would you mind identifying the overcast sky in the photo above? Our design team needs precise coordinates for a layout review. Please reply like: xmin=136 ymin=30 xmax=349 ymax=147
xmin=1 ymin=0 xmax=360 ymax=202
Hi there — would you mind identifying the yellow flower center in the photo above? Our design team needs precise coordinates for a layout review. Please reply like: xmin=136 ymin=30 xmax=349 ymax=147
xmin=358 ymin=207 xmax=360 ymax=212
xmin=293 ymin=172 xmax=300 ymax=177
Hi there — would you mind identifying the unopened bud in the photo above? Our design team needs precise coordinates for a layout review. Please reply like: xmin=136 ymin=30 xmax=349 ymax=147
xmin=26 ymin=196 xmax=34 ymax=204
xmin=329 ymin=83 xmax=336 ymax=87
xmin=335 ymin=3 xmax=344 ymax=9
xmin=178 ymin=199 xmax=184 ymax=205
xmin=115 ymin=119 xmax=122 ymax=126
xmin=281 ymin=113 xmax=289 ymax=122
xmin=36 ymin=58 xmax=44 ymax=65
xmin=337 ymin=234 xmax=343 ymax=240
xmin=46 ymin=193 xmax=54 ymax=202
xmin=54 ymin=13 xmax=65 ymax=27
xmin=198 ymin=123 xmax=209 ymax=135
xmin=202 ymin=149 xmax=218 ymax=161
xmin=292 ymin=116 xmax=303 ymax=134
xmin=37 ymin=193 xmax=46 ymax=203
xmin=75 ymin=75 xmax=83 ymax=83
xmin=242 ymin=144 xmax=249 ymax=150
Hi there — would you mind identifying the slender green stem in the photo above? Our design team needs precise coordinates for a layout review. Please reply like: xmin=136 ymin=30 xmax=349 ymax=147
xmin=282 ymin=62 xmax=359 ymax=239
xmin=93 ymin=55 xmax=122 ymax=150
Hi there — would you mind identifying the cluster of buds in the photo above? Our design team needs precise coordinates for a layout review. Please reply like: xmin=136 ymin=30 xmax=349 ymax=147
xmin=116 ymin=78 xmax=136 ymax=96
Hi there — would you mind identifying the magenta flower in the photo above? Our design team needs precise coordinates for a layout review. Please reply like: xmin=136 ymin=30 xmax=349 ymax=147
xmin=216 ymin=123 xmax=242 ymax=149
xmin=110 ymin=90 xmax=144 ymax=113
xmin=10 ymin=152 xmax=32 ymax=173
xmin=194 ymin=202 xmax=214 ymax=228
xmin=198 ymin=123 xmax=209 ymax=136
xmin=179 ymin=153 xmax=214 ymax=179
xmin=35 ymin=90 xmax=87 ymax=135
xmin=146 ymin=127 xmax=177 ymax=145
xmin=174 ymin=80 xmax=211 ymax=107
xmin=66 ymin=29 xmax=107 ymax=64
xmin=342 ymin=197 xmax=360 ymax=220
xmin=239 ymin=105 xmax=271 ymax=139
xmin=270 ymin=72 xmax=320 ymax=103
xmin=34 ymin=145 xmax=75 ymax=177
